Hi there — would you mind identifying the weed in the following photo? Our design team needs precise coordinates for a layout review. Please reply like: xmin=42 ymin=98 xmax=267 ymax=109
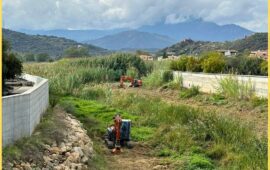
xmin=179 ymin=85 xmax=200 ymax=98
xmin=218 ymin=75 xmax=255 ymax=100
xmin=188 ymin=154 xmax=214 ymax=170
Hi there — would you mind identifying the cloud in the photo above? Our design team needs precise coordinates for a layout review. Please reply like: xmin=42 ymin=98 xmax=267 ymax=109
xmin=3 ymin=0 xmax=267 ymax=32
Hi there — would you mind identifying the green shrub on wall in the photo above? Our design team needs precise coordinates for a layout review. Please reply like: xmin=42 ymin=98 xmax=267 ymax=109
xmin=186 ymin=56 xmax=202 ymax=72
xmin=201 ymin=52 xmax=226 ymax=73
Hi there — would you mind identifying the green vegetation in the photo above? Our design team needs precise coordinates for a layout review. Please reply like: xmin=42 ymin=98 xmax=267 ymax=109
xmin=57 ymin=90 xmax=266 ymax=169
xmin=218 ymin=75 xmax=254 ymax=100
xmin=24 ymin=53 xmax=149 ymax=95
xmin=201 ymin=52 xmax=226 ymax=73
xmin=64 ymin=46 xmax=89 ymax=58
xmin=3 ymin=28 xmax=108 ymax=58
xmin=170 ymin=51 xmax=267 ymax=75
xmin=159 ymin=33 xmax=267 ymax=56
xmin=179 ymin=85 xmax=200 ymax=98
xmin=2 ymin=39 xmax=23 ymax=91
xmin=21 ymin=56 xmax=267 ymax=169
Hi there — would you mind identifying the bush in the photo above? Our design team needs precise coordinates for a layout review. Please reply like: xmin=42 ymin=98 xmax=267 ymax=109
xmin=260 ymin=60 xmax=268 ymax=76
xmin=126 ymin=67 xmax=138 ymax=78
xmin=238 ymin=57 xmax=263 ymax=75
xmin=64 ymin=46 xmax=89 ymax=58
xmin=186 ymin=57 xmax=202 ymax=72
xmin=162 ymin=70 xmax=173 ymax=82
xmin=179 ymin=85 xmax=200 ymax=98
xmin=218 ymin=75 xmax=255 ymax=100
xmin=201 ymin=52 xmax=226 ymax=73
xmin=36 ymin=53 xmax=50 ymax=62
xmin=170 ymin=57 xmax=188 ymax=71
xmin=2 ymin=39 xmax=23 ymax=80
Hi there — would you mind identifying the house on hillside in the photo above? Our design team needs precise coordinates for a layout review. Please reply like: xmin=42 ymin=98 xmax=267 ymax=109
xmin=217 ymin=50 xmax=237 ymax=57
xmin=139 ymin=55 xmax=154 ymax=61
xmin=250 ymin=50 xmax=268 ymax=60
xmin=167 ymin=55 xmax=179 ymax=60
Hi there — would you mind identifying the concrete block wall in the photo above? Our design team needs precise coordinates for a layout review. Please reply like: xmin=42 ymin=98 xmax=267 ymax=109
xmin=3 ymin=74 xmax=49 ymax=147
xmin=173 ymin=71 xmax=268 ymax=98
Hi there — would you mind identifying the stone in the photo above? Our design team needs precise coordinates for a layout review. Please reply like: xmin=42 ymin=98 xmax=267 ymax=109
xmin=49 ymin=147 xmax=61 ymax=154
xmin=73 ymin=147 xmax=84 ymax=157
xmin=43 ymin=156 xmax=52 ymax=163
xmin=65 ymin=152 xmax=71 ymax=157
xmin=81 ymin=156 xmax=88 ymax=163
xmin=68 ymin=152 xmax=80 ymax=163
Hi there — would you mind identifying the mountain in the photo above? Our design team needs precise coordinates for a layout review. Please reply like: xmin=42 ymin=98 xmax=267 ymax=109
xmin=139 ymin=19 xmax=253 ymax=42
xmin=158 ymin=33 xmax=267 ymax=56
xmin=17 ymin=19 xmax=253 ymax=44
xmin=18 ymin=29 xmax=125 ymax=42
xmin=86 ymin=30 xmax=176 ymax=50
xmin=3 ymin=29 xmax=108 ymax=57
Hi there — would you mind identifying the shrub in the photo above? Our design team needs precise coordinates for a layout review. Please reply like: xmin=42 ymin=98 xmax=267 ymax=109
xmin=186 ymin=57 xmax=202 ymax=72
xmin=126 ymin=67 xmax=138 ymax=78
xmin=3 ymin=39 xmax=23 ymax=80
xmin=218 ymin=75 xmax=255 ymax=100
xmin=188 ymin=154 xmax=214 ymax=170
xmin=64 ymin=46 xmax=89 ymax=58
xmin=238 ymin=57 xmax=263 ymax=75
xmin=162 ymin=70 xmax=173 ymax=83
xmin=201 ymin=52 xmax=226 ymax=73
xmin=260 ymin=60 xmax=268 ymax=76
xmin=179 ymin=85 xmax=200 ymax=98
xmin=36 ymin=53 xmax=50 ymax=62
xmin=170 ymin=57 xmax=188 ymax=71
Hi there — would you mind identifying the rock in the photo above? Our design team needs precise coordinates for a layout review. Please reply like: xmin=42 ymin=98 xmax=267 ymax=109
xmin=52 ymin=141 xmax=57 ymax=147
xmin=21 ymin=162 xmax=31 ymax=170
xmin=81 ymin=156 xmax=88 ymax=163
xmin=68 ymin=152 xmax=80 ymax=163
xmin=73 ymin=147 xmax=84 ymax=157
xmin=49 ymin=153 xmax=59 ymax=160
xmin=49 ymin=147 xmax=61 ymax=154
xmin=43 ymin=156 xmax=52 ymax=163
xmin=65 ymin=152 xmax=71 ymax=157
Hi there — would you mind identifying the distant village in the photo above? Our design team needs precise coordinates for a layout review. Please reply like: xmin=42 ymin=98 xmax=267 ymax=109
xmin=139 ymin=49 xmax=268 ymax=61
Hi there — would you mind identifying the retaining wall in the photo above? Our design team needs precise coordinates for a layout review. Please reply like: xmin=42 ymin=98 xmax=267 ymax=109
xmin=3 ymin=74 xmax=49 ymax=147
xmin=173 ymin=71 xmax=268 ymax=98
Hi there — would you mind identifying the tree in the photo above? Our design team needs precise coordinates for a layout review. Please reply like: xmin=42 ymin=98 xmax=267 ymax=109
xmin=2 ymin=38 xmax=23 ymax=91
xmin=238 ymin=57 xmax=263 ymax=75
xmin=260 ymin=60 xmax=268 ymax=76
xmin=64 ymin=46 xmax=89 ymax=58
xmin=24 ymin=53 xmax=36 ymax=62
xmin=163 ymin=52 xmax=168 ymax=59
xmin=201 ymin=52 xmax=226 ymax=73
xmin=36 ymin=53 xmax=50 ymax=62
xmin=186 ymin=56 xmax=202 ymax=72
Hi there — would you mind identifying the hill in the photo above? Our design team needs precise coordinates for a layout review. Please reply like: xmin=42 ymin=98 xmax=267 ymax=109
xmin=158 ymin=33 xmax=267 ymax=56
xmin=139 ymin=19 xmax=253 ymax=42
xmin=86 ymin=30 xmax=176 ymax=50
xmin=18 ymin=29 xmax=124 ymax=42
xmin=3 ymin=29 xmax=108 ymax=58
xmin=17 ymin=18 xmax=253 ymax=44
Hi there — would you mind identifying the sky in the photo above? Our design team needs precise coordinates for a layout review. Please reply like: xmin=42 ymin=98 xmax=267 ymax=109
xmin=3 ymin=0 xmax=268 ymax=32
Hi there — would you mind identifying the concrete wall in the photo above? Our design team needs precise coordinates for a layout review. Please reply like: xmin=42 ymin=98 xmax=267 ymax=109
xmin=3 ymin=74 xmax=49 ymax=147
xmin=173 ymin=71 xmax=268 ymax=98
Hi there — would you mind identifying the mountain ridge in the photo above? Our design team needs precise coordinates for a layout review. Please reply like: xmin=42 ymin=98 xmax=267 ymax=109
xmin=3 ymin=29 xmax=108 ymax=57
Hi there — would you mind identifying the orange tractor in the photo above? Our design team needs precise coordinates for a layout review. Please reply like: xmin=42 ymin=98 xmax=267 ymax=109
xmin=119 ymin=76 xmax=142 ymax=88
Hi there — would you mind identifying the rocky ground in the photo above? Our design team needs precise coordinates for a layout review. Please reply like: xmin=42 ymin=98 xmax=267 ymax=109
xmin=4 ymin=107 xmax=94 ymax=170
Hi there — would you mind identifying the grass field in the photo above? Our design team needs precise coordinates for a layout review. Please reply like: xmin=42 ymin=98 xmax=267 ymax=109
xmin=18 ymin=55 xmax=267 ymax=169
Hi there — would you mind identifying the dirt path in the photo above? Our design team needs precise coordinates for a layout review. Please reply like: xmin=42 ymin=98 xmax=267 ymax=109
xmin=103 ymin=144 xmax=173 ymax=170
